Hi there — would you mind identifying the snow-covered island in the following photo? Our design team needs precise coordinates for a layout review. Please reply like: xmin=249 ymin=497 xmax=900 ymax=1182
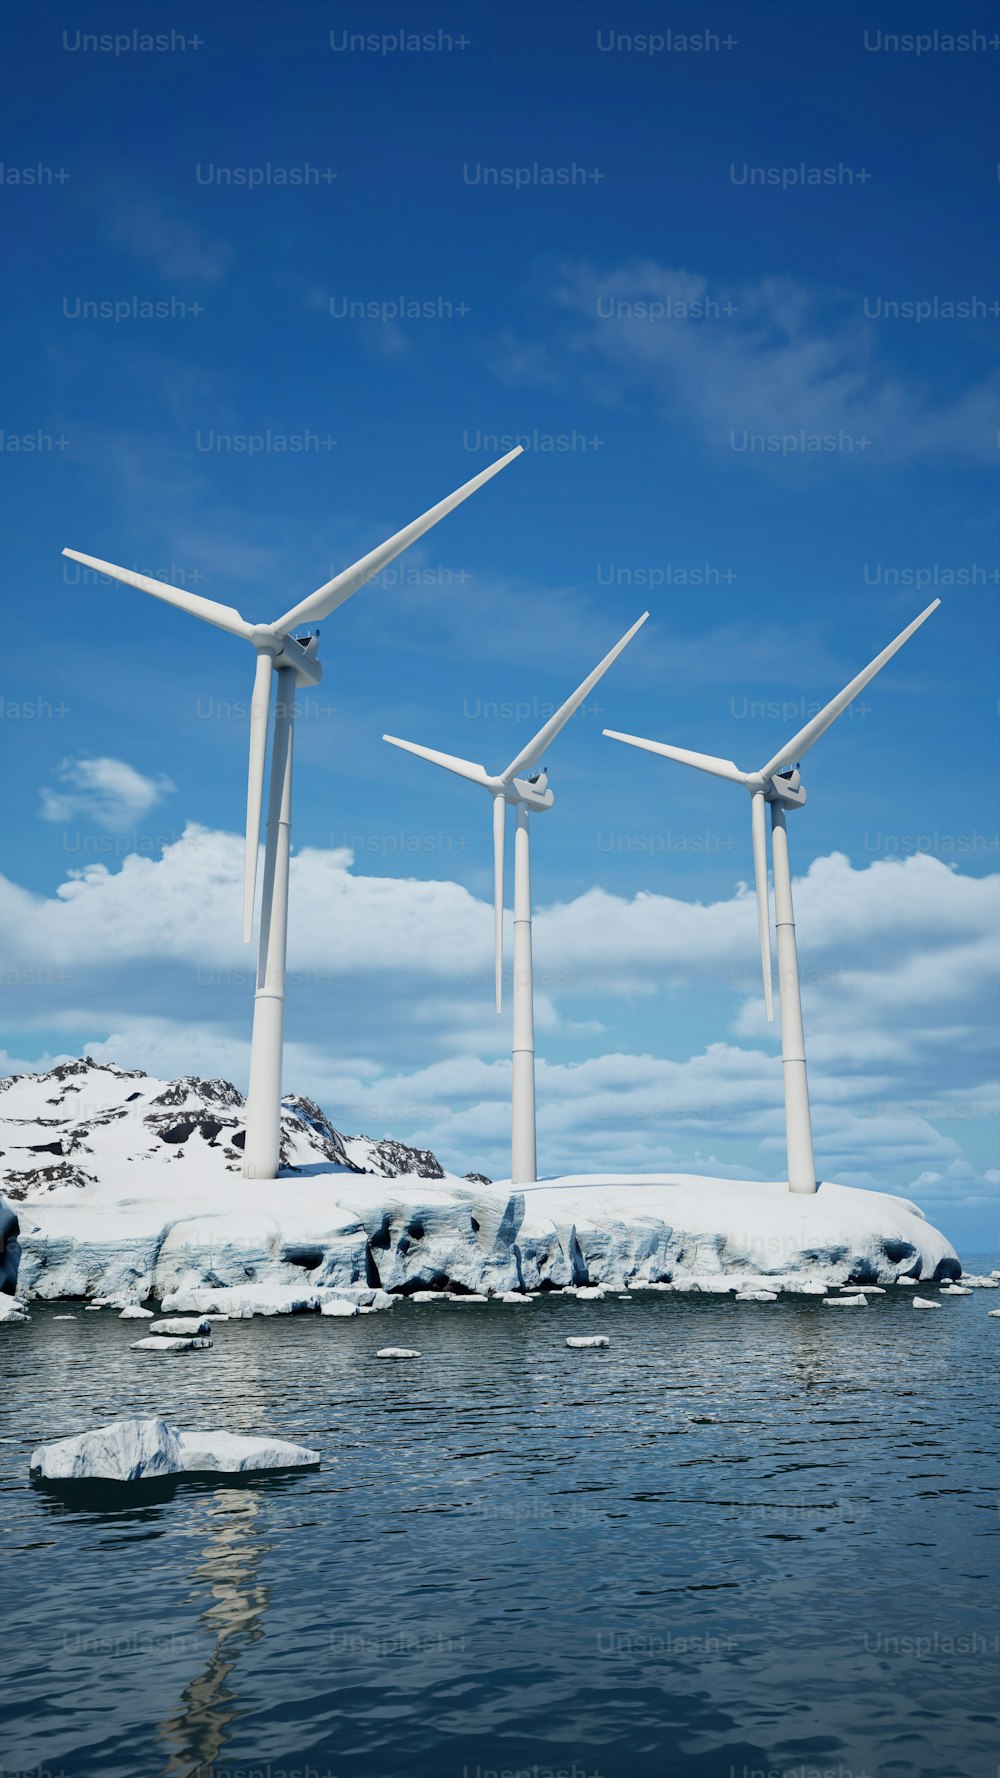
xmin=0 ymin=1058 xmax=962 ymax=1309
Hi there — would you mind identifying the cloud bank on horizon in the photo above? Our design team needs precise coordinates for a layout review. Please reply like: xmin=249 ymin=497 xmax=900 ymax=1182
xmin=3 ymin=814 xmax=997 ymax=1229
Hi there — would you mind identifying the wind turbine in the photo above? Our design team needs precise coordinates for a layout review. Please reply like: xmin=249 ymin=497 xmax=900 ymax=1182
xmin=383 ymin=611 xmax=648 ymax=1185
xmin=62 ymin=446 xmax=523 ymax=1180
xmin=603 ymin=601 xmax=940 ymax=1195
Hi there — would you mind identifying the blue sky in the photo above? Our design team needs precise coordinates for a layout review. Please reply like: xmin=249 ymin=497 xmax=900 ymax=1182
xmin=2 ymin=0 xmax=998 ymax=1247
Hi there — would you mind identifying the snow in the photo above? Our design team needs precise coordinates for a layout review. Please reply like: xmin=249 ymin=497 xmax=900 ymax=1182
xmin=2 ymin=1059 xmax=964 ymax=1307
xmin=28 ymin=1416 xmax=319 ymax=1480
xmin=567 ymin=1335 xmax=609 ymax=1348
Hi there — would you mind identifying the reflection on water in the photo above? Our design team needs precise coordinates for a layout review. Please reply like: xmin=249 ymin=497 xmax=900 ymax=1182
xmin=157 ymin=1490 xmax=270 ymax=1778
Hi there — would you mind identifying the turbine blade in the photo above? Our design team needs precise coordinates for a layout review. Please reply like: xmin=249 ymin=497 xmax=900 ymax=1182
xmin=382 ymin=734 xmax=492 ymax=787
xmin=273 ymin=447 xmax=524 ymax=634
xmin=493 ymin=792 xmax=505 ymax=1013
xmin=243 ymin=652 xmax=274 ymax=943
xmin=603 ymin=731 xmax=748 ymax=785
xmin=62 ymin=548 xmax=255 ymax=640
xmin=502 ymin=612 xmax=649 ymax=783
xmin=758 ymin=600 xmax=941 ymax=779
xmin=751 ymin=790 xmax=773 ymax=1023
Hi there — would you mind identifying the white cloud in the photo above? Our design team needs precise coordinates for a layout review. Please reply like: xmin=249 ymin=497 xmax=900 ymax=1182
xmin=486 ymin=258 xmax=998 ymax=464
xmin=1 ymin=824 xmax=996 ymax=1209
xmin=38 ymin=757 xmax=175 ymax=832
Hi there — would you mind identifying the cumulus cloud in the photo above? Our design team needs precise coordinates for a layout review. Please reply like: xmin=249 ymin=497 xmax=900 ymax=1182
xmin=1 ymin=824 xmax=996 ymax=1206
xmin=38 ymin=757 xmax=175 ymax=832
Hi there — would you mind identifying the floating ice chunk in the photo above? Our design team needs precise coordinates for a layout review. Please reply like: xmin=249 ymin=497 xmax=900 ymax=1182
xmin=988 ymin=1309 xmax=1000 ymax=1318
xmin=410 ymin=1291 xmax=450 ymax=1303
xmin=575 ymin=1286 xmax=607 ymax=1300
xmin=162 ymin=1284 xmax=331 ymax=1317
xmin=29 ymin=1416 xmax=319 ymax=1481
xmin=131 ymin=1335 xmax=213 ymax=1352
xmin=149 ymin=1317 xmax=212 ymax=1336
xmin=896 ymin=1277 xmax=919 ymax=1286
xmin=617 ymin=1294 xmax=632 ymax=1300
xmin=735 ymin=1290 xmax=779 ymax=1303
xmin=959 ymin=1275 xmax=998 ymax=1288
xmin=53 ymin=1314 xmax=77 ymax=1320
xmin=451 ymin=1294 xmax=489 ymax=1303
xmin=175 ymin=1429 xmax=319 ymax=1474
xmin=823 ymin=1293 xmax=867 ymax=1307
xmin=118 ymin=1305 xmax=154 ymax=1319
xmin=940 ymin=1285 xmax=971 ymax=1296
xmin=783 ymin=1280 xmax=828 ymax=1295
xmin=319 ymin=1299 xmax=360 ymax=1317
xmin=30 ymin=1417 xmax=183 ymax=1480
xmin=566 ymin=1335 xmax=609 ymax=1348
xmin=0 ymin=1296 xmax=29 ymax=1324
xmin=500 ymin=1292 xmax=533 ymax=1304
xmin=839 ymin=1284 xmax=885 ymax=1294
xmin=377 ymin=1347 xmax=420 ymax=1358
xmin=912 ymin=1296 xmax=941 ymax=1310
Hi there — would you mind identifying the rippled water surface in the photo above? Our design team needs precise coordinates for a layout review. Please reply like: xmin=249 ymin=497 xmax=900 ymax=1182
xmin=3 ymin=1275 xmax=998 ymax=1778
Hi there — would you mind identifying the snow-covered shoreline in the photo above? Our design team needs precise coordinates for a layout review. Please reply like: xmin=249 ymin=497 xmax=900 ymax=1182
xmin=1 ymin=1060 xmax=963 ymax=1307
xmin=7 ymin=1169 xmax=963 ymax=1306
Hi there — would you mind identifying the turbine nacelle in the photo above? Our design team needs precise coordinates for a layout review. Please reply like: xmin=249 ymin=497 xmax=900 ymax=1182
xmin=271 ymin=632 xmax=323 ymax=687
xmin=762 ymin=769 xmax=806 ymax=809
xmin=507 ymin=772 xmax=553 ymax=811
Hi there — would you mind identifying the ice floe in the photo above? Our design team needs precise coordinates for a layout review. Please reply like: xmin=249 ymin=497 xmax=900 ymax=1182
xmin=131 ymin=1335 xmax=213 ymax=1353
xmin=29 ymin=1416 xmax=318 ymax=1481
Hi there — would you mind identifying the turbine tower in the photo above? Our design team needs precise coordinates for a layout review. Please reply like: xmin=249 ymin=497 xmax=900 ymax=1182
xmin=63 ymin=446 xmax=522 ymax=1180
xmin=604 ymin=601 xmax=940 ymax=1195
xmin=384 ymin=612 xmax=648 ymax=1184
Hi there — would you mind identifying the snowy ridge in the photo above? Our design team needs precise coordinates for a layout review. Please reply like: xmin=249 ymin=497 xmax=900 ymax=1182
xmin=1 ymin=1058 xmax=962 ymax=1306
xmin=0 ymin=1057 xmax=460 ymax=1200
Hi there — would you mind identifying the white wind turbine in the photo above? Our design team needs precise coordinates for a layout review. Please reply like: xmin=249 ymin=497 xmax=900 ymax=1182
xmin=62 ymin=446 xmax=523 ymax=1181
xmin=604 ymin=601 xmax=940 ymax=1195
xmin=384 ymin=611 xmax=648 ymax=1185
